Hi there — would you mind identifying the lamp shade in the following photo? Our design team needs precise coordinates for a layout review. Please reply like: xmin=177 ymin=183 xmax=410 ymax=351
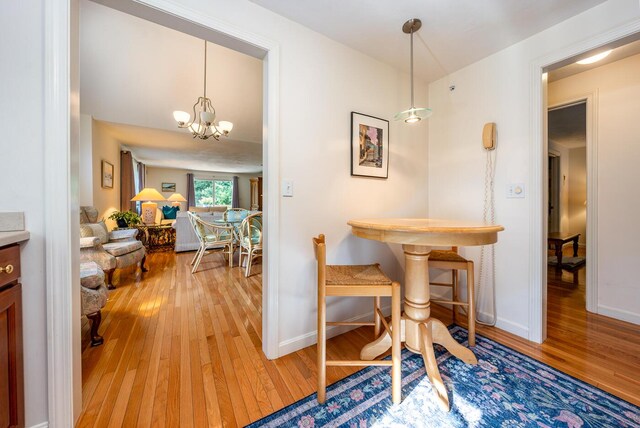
xmin=167 ymin=193 xmax=187 ymax=202
xmin=131 ymin=188 xmax=166 ymax=202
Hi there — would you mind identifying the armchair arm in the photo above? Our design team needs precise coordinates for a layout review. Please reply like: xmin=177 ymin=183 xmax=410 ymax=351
xmin=109 ymin=228 xmax=138 ymax=241
xmin=80 ymin=237 xmax=116 ymax=271
xmin=80 ymin=236 xmax=101 ymax=249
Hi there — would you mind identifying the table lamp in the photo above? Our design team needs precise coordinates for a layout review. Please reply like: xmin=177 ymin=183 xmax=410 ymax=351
xmin=167 ymin=193 xmax=187 ymax=208
xmin=131 ymin=188 xmax=166 ymax=224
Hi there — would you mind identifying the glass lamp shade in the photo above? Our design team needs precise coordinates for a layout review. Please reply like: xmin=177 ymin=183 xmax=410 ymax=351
xmin=130 ymin=187 xmax=166 ymax=202
xmin=189 ymin=123 xmax=205 ymax=134
xmin=394 ymin=107 xmax=433 ymax=123
xmin=173 ymin=110 xmax=191 ymax=124
xmin=200 ymin=110 xmax=215 ymax=124
xmin=217 ymin=121 xmax=234 ymax=133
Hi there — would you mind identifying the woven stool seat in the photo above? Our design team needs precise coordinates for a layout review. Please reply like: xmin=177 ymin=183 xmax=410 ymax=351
xmin=429 ymin=250 xmax=468 ymax=263
xmin=313 ymin=234 xmax=402 ymax=404
xmin=326 ymin=264 xmax=392 ymax=285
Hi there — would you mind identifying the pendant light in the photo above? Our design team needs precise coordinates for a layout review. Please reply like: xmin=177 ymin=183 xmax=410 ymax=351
xmin=173 ymin=40 xmax=233 ymax=140
xmin=394 ymin=18 xmax=432 ymax=123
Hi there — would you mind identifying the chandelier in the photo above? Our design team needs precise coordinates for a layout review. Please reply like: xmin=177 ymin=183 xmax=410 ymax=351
xmin=394 ymin=18 xmax=432 ymax=123
xmin=173 ymin=40 xmax=233 ymax=140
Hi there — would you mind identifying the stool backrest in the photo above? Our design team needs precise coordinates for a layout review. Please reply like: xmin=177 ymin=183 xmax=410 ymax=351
xmin=312 ymin=234 xmax=326 ymax=287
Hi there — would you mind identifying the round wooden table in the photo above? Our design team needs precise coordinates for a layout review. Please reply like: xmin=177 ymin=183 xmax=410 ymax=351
xmin=348 ymin=218 xmax=504 ymax=410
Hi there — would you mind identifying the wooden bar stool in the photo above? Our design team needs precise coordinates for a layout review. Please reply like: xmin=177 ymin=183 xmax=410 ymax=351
xmin=429 ymin=247 xmax=476 ymax=346
xmin=313 ymin=234 xmax=402 ymax=404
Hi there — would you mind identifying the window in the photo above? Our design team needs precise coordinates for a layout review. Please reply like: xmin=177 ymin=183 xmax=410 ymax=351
xmin=194 ymin=179 xmax=233 ymax=207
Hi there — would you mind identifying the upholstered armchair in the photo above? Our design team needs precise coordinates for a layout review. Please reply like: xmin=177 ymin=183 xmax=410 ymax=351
xmin=79 ymin=206 xmax=147 ymax=289
xmin=80 ymin=261 xmax=109 ymax=346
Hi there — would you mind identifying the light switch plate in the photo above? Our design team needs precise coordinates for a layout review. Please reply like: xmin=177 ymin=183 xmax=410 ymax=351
xmin=507 ymin=183 xmax=525 ymax=198
xmin=282 ymin=180 xmax=293 ymax=197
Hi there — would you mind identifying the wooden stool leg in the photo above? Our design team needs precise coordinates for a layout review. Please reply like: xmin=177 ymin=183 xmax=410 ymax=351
xmin=452 ymin=269 xmax=458 ymax=323
xmin=374 ymin=296 xmax=381 ymax=338
xmin=467 ymin=261 xmax=476 ymax=347
xmin=391 ymin=282 xmax=402 ymax=404
xmin=317 ymin=291 xmax=326 ymax=403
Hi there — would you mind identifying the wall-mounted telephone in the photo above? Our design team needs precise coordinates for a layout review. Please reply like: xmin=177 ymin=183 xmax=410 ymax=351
xmin=478 ymin=122 xmax=497 ymax=326
xmin=482 ymin=122 xmax=496 ymax=150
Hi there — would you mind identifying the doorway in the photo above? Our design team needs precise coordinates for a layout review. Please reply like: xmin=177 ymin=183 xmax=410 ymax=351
xmin=546 ymin=101 xmax=588 ymax=321
xmin=45 ymin=0 xmax=281 ymax=425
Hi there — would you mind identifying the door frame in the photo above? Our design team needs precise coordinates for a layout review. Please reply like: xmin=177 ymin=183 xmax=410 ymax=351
xmin=528 ymin=20 xmax=640 ymax=343
xmin=45 ymin=0 xmax=281 ymax=425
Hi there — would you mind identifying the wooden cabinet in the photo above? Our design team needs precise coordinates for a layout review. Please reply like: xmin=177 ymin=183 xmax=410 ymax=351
xmin=0 ymin=244 xmax=24 ymax=428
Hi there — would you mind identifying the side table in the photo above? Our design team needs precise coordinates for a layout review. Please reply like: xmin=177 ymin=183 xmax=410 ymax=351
xmin=135 ymin=224 xmax=176 ymax=251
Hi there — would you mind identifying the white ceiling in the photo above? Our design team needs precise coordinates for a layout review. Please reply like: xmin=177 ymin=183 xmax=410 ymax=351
xmin=249 ymin=0 xmax=607 ymax=83
xmin=548 ymin=38 xmax=640 ymax=82
xmin=548 ymin=103 xmax=586 ymax=149
xmin=98 ymin=121 xmax=263 ymax=173
xmin=80 ymin=0 xmax=263 ymax=172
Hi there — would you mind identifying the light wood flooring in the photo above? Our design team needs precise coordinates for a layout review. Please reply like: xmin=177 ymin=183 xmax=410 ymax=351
xmin=77 ymin=249 xmax=640 ymax=427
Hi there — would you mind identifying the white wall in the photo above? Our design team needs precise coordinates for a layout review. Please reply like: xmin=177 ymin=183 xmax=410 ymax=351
xmin=428 ymin=0 xmax=640 ymax=338
xmin=92 ymin=119 xmax=121 ymax=228
xmin=145 ymin=166 xmax=256 ymax=210
xmin=567 ymin=147 xmax=586 ymax=244
xmin=79 ymin=114 xmax=94 ymax=205
xmin=0 ymin=1 xmax=49 ymax=426
xmin=549 ymin=53 xmax=640 ymax=324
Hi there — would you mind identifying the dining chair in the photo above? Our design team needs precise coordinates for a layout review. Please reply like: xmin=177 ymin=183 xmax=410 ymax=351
xmin=188 ymin=212 xmax=234 ymax=273
xmin=313 ymin=234 xmax=402 ymax=404
xmin=239 ymin=212 xmax=263 ymax=277
xmin=429 ymin=247 xmax=476 ymax=346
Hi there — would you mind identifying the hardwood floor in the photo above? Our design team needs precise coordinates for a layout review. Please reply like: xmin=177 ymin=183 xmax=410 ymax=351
xmin=78 ymin=249 xmax=640 ymax=427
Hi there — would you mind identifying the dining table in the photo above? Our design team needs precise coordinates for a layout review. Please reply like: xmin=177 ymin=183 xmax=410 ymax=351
xmin=347 ymin=218 xmax=504 ymax=410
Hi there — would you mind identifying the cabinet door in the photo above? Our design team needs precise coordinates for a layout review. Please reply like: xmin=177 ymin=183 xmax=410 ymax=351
xmin=0 ymin=284 xmax=23 ymax=428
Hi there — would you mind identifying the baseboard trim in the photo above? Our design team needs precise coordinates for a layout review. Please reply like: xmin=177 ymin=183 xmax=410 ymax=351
xmin=278 ymin=305 xmax=391 ymax=356
xmin=597 ymin=304 xmax=640 ymax=325
xmin=424 ymin=292 xmax=531 ymax=340
xmin=30 ymin=422 xmax=49 ymax=428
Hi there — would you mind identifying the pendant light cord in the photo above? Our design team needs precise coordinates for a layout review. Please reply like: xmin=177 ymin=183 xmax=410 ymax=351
xmin=410 ymin=26 xmax=415 ymax=109
xmin=416 ymin=33 xmax=448 ymax=76
xmin=203 ymin=40 xmax=207 ymax=99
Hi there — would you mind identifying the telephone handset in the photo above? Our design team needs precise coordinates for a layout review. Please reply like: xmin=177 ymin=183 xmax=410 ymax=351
xmin=482 ymin=122 xmax=496 ymax=150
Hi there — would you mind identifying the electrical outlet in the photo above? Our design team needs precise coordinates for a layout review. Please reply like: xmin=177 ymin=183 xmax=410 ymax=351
xmin=507 ymin=183 xmax=525 ymax=198
xmin=282 ymin=180 xmax=293 ymax=197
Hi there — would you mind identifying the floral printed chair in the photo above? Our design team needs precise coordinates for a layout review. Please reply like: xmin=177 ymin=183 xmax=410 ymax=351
xmin=79 ymin=206 xmax=147 ymax=289
xmin=80 ymin=261 xmax=109 ymax=346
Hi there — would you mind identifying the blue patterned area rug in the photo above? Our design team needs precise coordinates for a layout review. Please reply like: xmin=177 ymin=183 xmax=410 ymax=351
xmin=247 ymin=326 xmax=640 ymax=428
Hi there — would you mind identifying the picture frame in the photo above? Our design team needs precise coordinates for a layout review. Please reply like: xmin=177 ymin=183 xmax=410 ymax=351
xmin=101 ymin=160 xmax=114 ymax=189
xmin=351 ymin=112 xmax=389 ymax=178
xmin=161 ymin=182 xmax=176 ymax=193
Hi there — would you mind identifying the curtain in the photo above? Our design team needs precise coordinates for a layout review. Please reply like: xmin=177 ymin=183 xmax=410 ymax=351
xmin=187 ymin=173 xmax=195 ymax=209
xmin=135 ymin=161 xmax=146 ymax=214
xmin=232 ymin=176 xmax=240 ymax=208
xmin=120 ymin=151 xmax=136 ymax=212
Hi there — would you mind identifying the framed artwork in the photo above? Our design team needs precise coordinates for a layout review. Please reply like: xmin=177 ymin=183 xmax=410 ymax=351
xmin=351 ymin=112 xmax=389 ymax=178
xmin=101 ymin=160 xmax=114 ymax=189
xmin=162 ymin=182 xmax=176 ymax=193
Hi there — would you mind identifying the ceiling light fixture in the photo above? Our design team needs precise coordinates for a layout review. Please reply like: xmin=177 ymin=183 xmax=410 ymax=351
xmin=576 ymin=49 xmax=612 ymax=65
xmin=395 ymin=18 xmax=432 ymax=124
xmin=173 ymin=40 xmax=233 ymax=140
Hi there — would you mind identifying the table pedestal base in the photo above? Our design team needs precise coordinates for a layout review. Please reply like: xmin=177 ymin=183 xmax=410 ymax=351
xmin=360 ymin=316 xmax=477 ymax=410
xmin=360 ymin=244 xmax=477 ymax=411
